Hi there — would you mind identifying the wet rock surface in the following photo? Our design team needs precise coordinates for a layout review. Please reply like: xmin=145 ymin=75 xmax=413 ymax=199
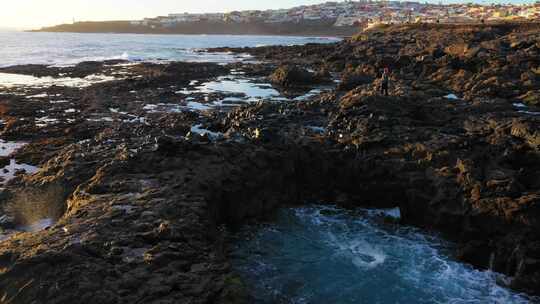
xmin=0 ymin=23 xmax=539 ymax=303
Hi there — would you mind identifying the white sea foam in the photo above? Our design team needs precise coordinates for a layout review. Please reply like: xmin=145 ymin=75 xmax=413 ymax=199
xmin=327 ymin=235 xmax=386 ymax=269
xmin=35 ymin=116 xmax=59 ymax=127
xmin=512 ymin=103 xmax=540 ymax=115
xmin=87 ymin=117 xmax=114 ymax=123
xmin=0 ymin=159 xmax=39 ymax=185
xmin=0 ymin=140 xmax=26 ymax=157
xmin=187 ymin=101 xmax=211 ymax=111
xmin=445 ymin=93 xmax=459 ymax=100
xmin=190 ymin=124 xmax=223 ymax=140
xmin=232 ymin=205 xmax=537 ymax=304
xmin=26 ymin=93 xmax=48 ymax=98
xmin=19 ymin=218 xmax=54 ymax=232
xmin=365 ymin=207 xmax=401 ymax=219
xmin=513 ymin=103 xmax=527 ymax=108
xmin=519 ymin=110 xmax=540 ymax=116
xmin=0 ymin=72 xmax=117 ymax=88
xmin=306 ymin=126 xmax=326 ymax=133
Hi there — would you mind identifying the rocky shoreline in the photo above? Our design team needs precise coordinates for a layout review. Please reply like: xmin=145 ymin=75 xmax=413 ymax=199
xmin=0 ymin=22 xmax=539 ymax=303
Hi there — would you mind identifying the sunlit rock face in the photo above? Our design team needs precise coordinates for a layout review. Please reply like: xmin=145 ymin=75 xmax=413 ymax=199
xmin=0 ymin=23 xmax=539 ymax=303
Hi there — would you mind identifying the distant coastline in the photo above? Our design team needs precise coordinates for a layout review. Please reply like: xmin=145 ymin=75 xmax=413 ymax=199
xmin=30 ymin=20 xmax=359 ymax=37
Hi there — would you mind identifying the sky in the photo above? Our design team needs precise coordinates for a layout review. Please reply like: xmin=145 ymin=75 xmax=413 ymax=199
xmin=0 ymin=0 xmax=537 ymax=30
xmin=0 ymin=0 xmax=325 ymax=29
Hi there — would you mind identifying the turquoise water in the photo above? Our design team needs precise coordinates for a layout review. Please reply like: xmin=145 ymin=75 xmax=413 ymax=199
xmin=231 ymin=206 xmax=538 ymax=304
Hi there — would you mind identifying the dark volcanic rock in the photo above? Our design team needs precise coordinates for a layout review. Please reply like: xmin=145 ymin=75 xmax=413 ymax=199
xmin=236 ymin=22 xmax=540 ymax=104
xmin=0 ymin=157 xmax=10 ymax=168
xmin=0 ymin=60 xmax=129 ymax=78
xmin=519 ymin=90 xmax=540 ymax=106
xmin=269 ymin=65 xmax=317 ymax=87
xmin=1 ymin=22 xmax=540 ymax=303
xmin=338 ymin=68 xmax=375 ymax=91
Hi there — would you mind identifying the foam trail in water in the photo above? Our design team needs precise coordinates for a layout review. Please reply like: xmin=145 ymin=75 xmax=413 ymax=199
xmin=231 ymin=205 xmax=538 ymax=304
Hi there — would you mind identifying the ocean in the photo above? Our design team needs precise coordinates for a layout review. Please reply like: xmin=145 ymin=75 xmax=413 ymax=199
xmin=0 ymin=31 xmax=340 ymax=67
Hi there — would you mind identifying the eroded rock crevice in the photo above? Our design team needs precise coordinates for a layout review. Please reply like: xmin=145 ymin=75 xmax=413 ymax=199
xmin=0 ymin=22 xmax=539 ymax=303
xmin=1 ymin=94 xmax=538 ymax=303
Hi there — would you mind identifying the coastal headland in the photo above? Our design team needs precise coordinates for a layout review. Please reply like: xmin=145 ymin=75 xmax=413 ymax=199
xmin=30 ymin=1 xmax=540 ymax=36
xmin=0 ymin=22 xmax=539 ymax=303
xmin=32 ymin=20 xmax=359 ymax=36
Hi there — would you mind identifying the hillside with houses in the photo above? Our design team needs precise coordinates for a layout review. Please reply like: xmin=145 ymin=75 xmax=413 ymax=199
xmin=134 ymin=1 xmax=540 ymax=27
xmin=35 ymin=0 xmax=540 ymax=35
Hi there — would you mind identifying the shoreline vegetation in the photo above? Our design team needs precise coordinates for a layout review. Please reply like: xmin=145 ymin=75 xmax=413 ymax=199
xmin=0 ymin=22 xmax=539 ymax=303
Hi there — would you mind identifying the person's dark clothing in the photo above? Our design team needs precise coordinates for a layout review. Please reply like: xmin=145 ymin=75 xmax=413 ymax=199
xmin=381 ymin=72 xmax=389 ymax=96
xmin=381 ymin=82 xmax=389 ymax=96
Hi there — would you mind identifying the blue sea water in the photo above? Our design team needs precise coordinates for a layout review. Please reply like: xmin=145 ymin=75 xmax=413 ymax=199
xmin=231 ymin=205 xmax=539 ymax=304
xmin=0 ymin=32 xmax=339 ymax=67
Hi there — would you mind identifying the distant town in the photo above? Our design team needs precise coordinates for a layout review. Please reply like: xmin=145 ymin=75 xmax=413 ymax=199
xmin=129 ymin=0 xmax=540 ymax=29
xmin=34 ymin=0 xmax=540 ymax=35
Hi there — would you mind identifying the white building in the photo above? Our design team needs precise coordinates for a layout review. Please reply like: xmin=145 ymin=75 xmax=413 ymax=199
xmin=303 ymin=8 xmax=322 ymax=20
xmin=169 ymin=13 xmax=201 ymax=22
xmin=334 ymin=15 xmax=363 ymax=26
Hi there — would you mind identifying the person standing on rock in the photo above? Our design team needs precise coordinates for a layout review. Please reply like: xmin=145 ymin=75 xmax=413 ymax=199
xmin=380 ymin=68 xmax=390 ymax=96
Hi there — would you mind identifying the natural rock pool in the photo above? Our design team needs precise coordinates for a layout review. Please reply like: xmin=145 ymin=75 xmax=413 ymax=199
xmin=231 ymin=206 xmax=537 ymax=304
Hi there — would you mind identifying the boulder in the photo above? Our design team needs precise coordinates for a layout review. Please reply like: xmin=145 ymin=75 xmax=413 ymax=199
xmin=511 ymin=119 xmax=540 ymax=149
xmin=338 ymin=70 xmax=374 ymax=91
xmin=444 ymin=43 xmax=471 ymax=57
xmin=269 ymin=65 xmax=316 ymax=87
xmin=456 ymin=240 xmax=491 ymax=268
xmin=519 ymin=90 xmax=540 ymax=106
xmin=0 ymin=157 xmax=10 ymax=168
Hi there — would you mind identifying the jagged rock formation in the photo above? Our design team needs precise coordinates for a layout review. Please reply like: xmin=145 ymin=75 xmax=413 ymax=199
xmin=0 ymin=22 xmax=539 ymax=303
